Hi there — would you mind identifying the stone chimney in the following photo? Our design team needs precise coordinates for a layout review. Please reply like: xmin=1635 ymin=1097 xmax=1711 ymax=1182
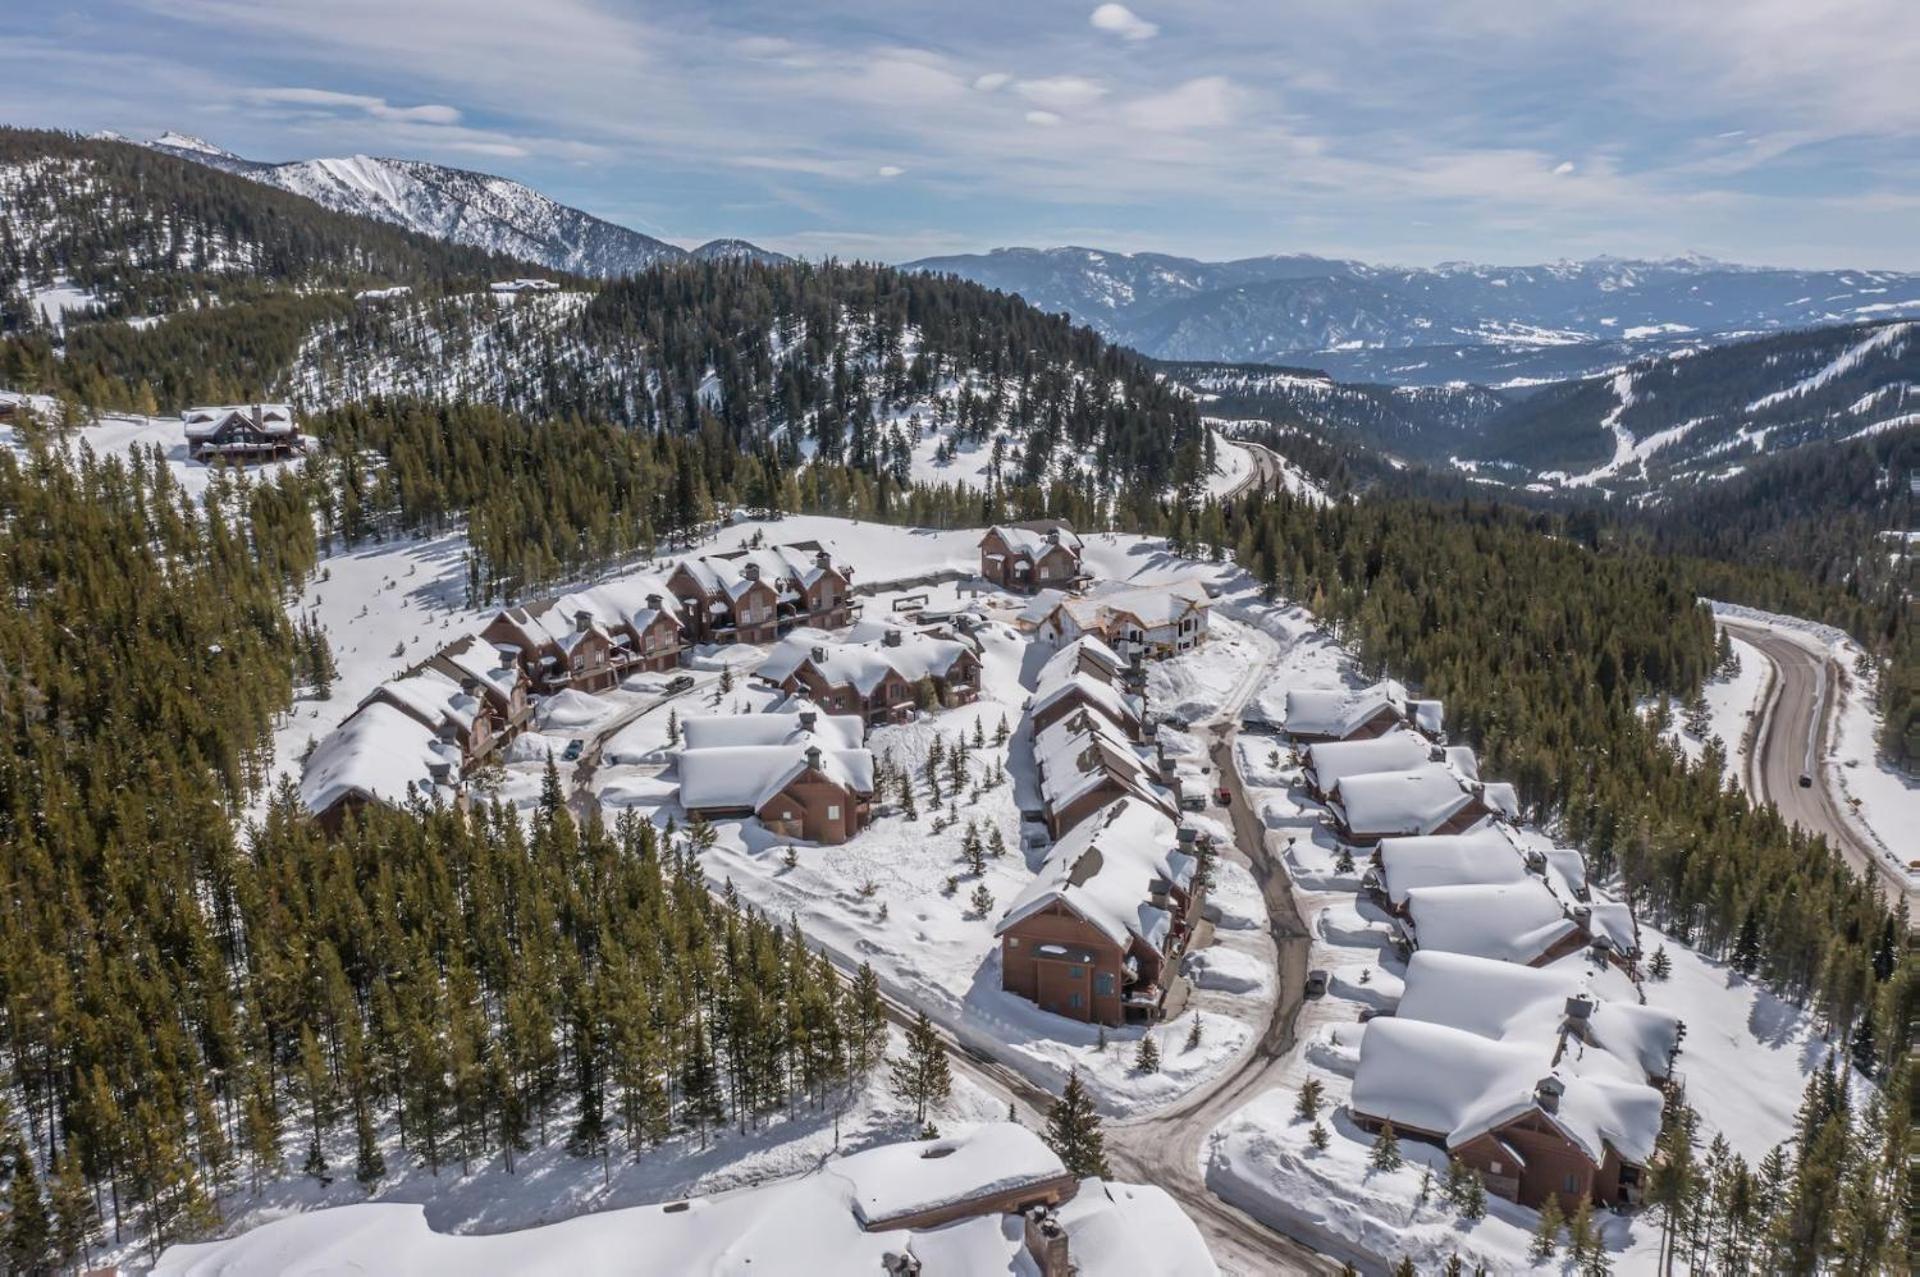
xmin=884 ymin=628 xmax=903 ymax=647
xmin=1524 ymin=848 xmax=1548 ymax=875
xmin=816 ymin=548 xmax=832 ymax=570
xmin=805 ymin=745 xmax=823 ymax=772
xmin=881 ymin=1253 xmax=923 ymax=1277
xmin=646 ymin=592 xmax=663 ymax=612
xmin=495 ymin=643 xmax=520 ymax=672
xmin=1535 ymin=1075 xmax=1565 ymax=1114
xmin=743 ymin=561 xmax=761 ymax=581
xmin=427 ymin=760 xmax=454 ymax=787
xmin=799 ymin=710 xmax=818 ymax=733
xmin=1046 ymin=527 xmax=1061 ymax=545
xmin=1571 ymin=903 xmax=1593 ymax=929
xmin=1564 ymin=994 xmax=1594 ymax=1023
xmin=1177 ymin=825 xmax=1198 ymax=848
xmin=1023 ymin=1207 xmax=1071 ymax=1277
xmin=574 ymin=609 xmax=594 ymax=633
xmin=459 ymin=677 xmax=481 ymax=697
xmin=811 ymin=645 xmax=828 ymax=664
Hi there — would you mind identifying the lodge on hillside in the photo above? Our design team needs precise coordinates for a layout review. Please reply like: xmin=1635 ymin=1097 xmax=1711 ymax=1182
xmin=978 ymin=520 xmax=1086 ymax=594
xmin=181 ymin=403 xmax=306 ymax=463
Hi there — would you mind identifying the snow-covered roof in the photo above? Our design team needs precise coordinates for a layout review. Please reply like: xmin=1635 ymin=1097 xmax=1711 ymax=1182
xmin=1039 ymin=732 xmax=1170 ymax=821
xmin=677 ymin=542 xmax=845 ymax=600
xmin=833 ymin=1122 xmax=1070 ymax=1227
xmin=431 ymin=634 xmax=525 ymax=709
xmin=1587 ymin=899 xmax=1639 ymax=958
xmin=1283 ymin=679 xmax=1408 ymax=738
xmin=1374 ymin=828 xmax=1532 ymax=906
xmin=760 ymin=631 xmax=970 ymax=696
xmin=985 ymin=520 xmax=1084 ymax=557
xmin=359 ymin=667 xmax=480 ymax=738
xmin=180 ymin=403 xmax=296 ymax=441
xmin=1018 ymin=588 xmax=1071 ymax=627
xmin=300 ymin=701 xmax=460 ymax=816
xmin=156 ymin=1124 xmax=1173 ymax=1277
xmin=1035 ymin=635 xmax=1127 ymax=687
xmin=1401 ymin=880 xmax=1582 ymax=965
xmin=1035 ymin=708 xmax=1140 ymax=778
xmin=1304 ymin=730 xmax=1434 ymax=793
xmin=1031 ymin=669 xmax=1141 ymax=732
xmin=1329 ymin=765 xmax=1481 ymax=838
xmin=1351 ymin=1018 xmax=1664 ymax=1168
xmin=681 ymin=708 xmax=864 ymax=751
xmin=556 ymin=575 xmax=683 ymax=640
xmin=1052 ymin=1178 xmax=1220 ymax=1277
xmin=678 ymin=744 xmax=874 ymax=811
xmin=1075 ymin=578 xmax=1211 ymax=629
xmin=997 ymin=797 xmax=1194 ymax=956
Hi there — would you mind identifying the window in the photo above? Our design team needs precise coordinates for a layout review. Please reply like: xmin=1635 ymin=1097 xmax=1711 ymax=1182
xmin=1068 ymin=993 xmax=1082 ymax=1009
xmin=1489 ymin=1161 xmax=1502 ymax=1174
xmin=1095 ymin=973 xmax=1115 ymax=996
xmin=827 ymin=804 xmax=841 ymax=820
xmin=1563 ymin=1174 xmax=1580 ymax=1194
xmin=1008 ymin=937 xmax=1019 ymax=948
xmin=780 ymin=809 xmax=794 ymax=820
xmin=1069 ymin=966 xmax=1083 ymax=978
xmin=572 ymin=656 xmax=584 ymax=672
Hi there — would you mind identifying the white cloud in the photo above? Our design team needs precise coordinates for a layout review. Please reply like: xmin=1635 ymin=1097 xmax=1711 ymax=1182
xmin=1026 ymin=110 xmax=1062 ymax=127
xmin=877 ymin=164 xmax=905 ymax=177
xmin=972 ymin=72 xmax=1011 ymax=92
xmin=1015 ymin=75 xmax=1107 ymax=112
xmin=1090 ymin=4 xmax=1158 ymax=42
xmin=249 ymin=86 xmax=461 ymax=125
xmin=1554 ymin=160 xmax=1576 ymax=175
xmin=1121 ymin=76 xmax=1240 ymax=131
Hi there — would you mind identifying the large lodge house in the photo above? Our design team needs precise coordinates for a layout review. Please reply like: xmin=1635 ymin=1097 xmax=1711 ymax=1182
xmin=181 ymin=403 xmax=306 ymax=463
xmin=755 ymin=622 xmax=981 ymax=726
xmin=669 ymin=542 xmax=853 ymax=645
xmin=978 ymin=520 xmax=1085 ymax=595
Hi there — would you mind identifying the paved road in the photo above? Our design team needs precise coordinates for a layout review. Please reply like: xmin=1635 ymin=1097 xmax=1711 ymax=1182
xmin=1221 ymin=433 xmax=1290 ymax=503
xmin=1723 ymin=620 xmax=1916 ymax=908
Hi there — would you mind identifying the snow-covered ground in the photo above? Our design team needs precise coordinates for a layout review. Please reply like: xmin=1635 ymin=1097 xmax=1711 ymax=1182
xmin=581 ymin=517 xmax=1279 ymax=1114
xmin=1642 ymin=630 xmax=1768 ymax=789
xmin=1195 ymin=606 xmax=1879 ymax=1273
xmin=115 ymin=1020 xmax=1015 ymax=1276
xmin=0 ymin=394 xmax=307 ymax=501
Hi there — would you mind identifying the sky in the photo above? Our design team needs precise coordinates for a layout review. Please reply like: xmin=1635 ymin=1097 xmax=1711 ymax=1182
xmin=4 ymin=0 xmax=1919 ymax=268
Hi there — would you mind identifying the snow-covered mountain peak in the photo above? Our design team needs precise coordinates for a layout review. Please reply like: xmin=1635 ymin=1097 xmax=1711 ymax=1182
xmin=152 ymin=131 xmax=238 ymax=159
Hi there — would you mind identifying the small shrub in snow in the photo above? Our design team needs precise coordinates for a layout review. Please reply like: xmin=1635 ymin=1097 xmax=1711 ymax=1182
xmin=1308 ymin=1121 xmax=1330 ymax=1152
xmin=1134 ymin=1035 xmax=1160 ymax=1074
xmin=1185 ymin=1014 xmax=1204 ymax=1051
xmin=968 ymin=883 xmax=994 ymax=917
xmin=1295 ymin=1077 xmax=1324 ymax=1120
xmin=1649 ymin=944 xmax=1672 ymax=980
xmin=1334 ymin=845 xmax=1356 ymax=875
xmin=1095 ymin=1026 xmax=1108 ymax=1053
xmin=781 ymin=846 xmax=799 ymax=871
xmin=942 ymin=875 xmax=958 ymax=896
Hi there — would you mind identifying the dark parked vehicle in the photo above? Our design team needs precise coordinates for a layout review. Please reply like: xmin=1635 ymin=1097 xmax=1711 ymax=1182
xmin=1797 ymin=772 xmax=1813 ymax=788
xmin=562 ymin=739 xmax=585 ymax=762
xmin=665 ymin=673 xmax=696 ymax=693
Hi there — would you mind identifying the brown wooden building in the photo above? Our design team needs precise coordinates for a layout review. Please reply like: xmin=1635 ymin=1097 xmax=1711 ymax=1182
xmin=978 ymin=521 xmax=1085 ymax=594
xmin=678 ymin=743 xmax=876 ymax=845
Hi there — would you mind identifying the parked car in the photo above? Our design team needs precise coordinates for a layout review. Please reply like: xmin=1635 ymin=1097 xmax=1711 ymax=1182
xmin=1797 ymin=772 xmax=1813 ymax=788
xmin=1305 ymin=969 xmax=1330 ymax=998
xmin=665 ymin=673 xmax=696 ymax=693
xmin=562 ymin=739 xmax=585 ymax=762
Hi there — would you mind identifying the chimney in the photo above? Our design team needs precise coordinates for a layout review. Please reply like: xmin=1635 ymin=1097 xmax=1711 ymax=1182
xmin=1564 ymin=994 xmax=1594 ymax=1023
xmin=811 ymin=645 xmax=827 ymax=664
xmin=1023 ymin=1207 xmax=1071 ymax=1277
xmin=427 ymin=760 xmax=454 ymax=787
xmin=1046 ymin=527 xmax=1061 ymax=545
xmin=1571 ymin=904 xmax=1593 ymax=929
xmin=646 ymin=592 xmax=663 ymax=612
xmin=459 ymin=677 xmax=481 ymax=697
xmin=574 ymin=610 xmax=594 ymax=633
xmin=1524 ymin=848 xmax=1548 ymax=874
xmin=816 ymin=548 xmax=832 ymax=569
xmin=884 ymin=628 xmax=903 ymax=647
xmin=805 ymin=745 xmax=823 ymax=772
xmin=495 ymin=643 xmax=520 ymax=672
xmin=743 ymin=561 xmax=761 ymax=581
xmin=1535 ymin=1075 xmax=1565 ymax=1114
xmin=799 ymin=710 xmax=818 ymax=733
xmin=1177 ymin=826 xmax=1198 ymax=848
xmin=438 ymin=722 xmax=460 ymax=747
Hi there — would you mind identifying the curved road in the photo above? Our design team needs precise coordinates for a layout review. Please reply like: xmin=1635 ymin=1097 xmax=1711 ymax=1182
xmin=1722 ymin=619 xmax=1916 ymax=909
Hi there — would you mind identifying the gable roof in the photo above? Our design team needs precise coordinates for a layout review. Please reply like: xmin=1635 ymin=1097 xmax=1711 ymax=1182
xmin=1284 ymin=679 xmax=1444 ymax=740
xmin=1401 ymin=880 xmax=1582 ymax=965
xmin=301 ymin=702 xmax=460 ymax=817
xmin=1330 ymin=764 xmax=1515 ymax=838
xmin=359 ymin=667 xmax=481 ymax=739
xmin=679 ymin=744 xmax=875 ymax=811
xmin=1351 ymin=1017 xmax=1665 ymax=1168
xmin=430 ymin=634 xmax=526 ymax=711
xmin=1373 ymin=828 xmax=1533 ymax=906
xmin=1035 ymin=635 xmax=1127 ymax=687
xmin=681 ymin=707 xmax=865 ymax=751
xmin=1030 ymin=670 xmax=1141 ymax=733
xmin=181 ymin=403 xmax=296 ymax=441
xmin=1304 ymin=730 xmax=1435 ymax=793
xmin=984 ymin=521 xmax=1084 ymax=558
xmin=996 ymin=797 xmax=1194 ymax=956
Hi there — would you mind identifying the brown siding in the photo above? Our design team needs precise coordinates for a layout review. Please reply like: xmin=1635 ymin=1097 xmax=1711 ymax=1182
xmin=757 ymin=772 xmax=867 ymax=844
xmin=999 ymin=905 xmax=1129 ymax=1025
xmin=860 ymin=1173 xmax=1080 ymax=1232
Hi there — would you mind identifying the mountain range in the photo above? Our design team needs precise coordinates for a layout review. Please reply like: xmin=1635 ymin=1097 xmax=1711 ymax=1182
xmin=906 ymin=246 xmax=1920 ymax=386
xmin=130 ymin=131 xmax=784 ymax=278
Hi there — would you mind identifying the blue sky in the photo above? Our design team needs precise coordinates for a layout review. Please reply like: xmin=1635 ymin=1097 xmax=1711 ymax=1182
xmin=6 ymin=0 xmax=1919 ymax=267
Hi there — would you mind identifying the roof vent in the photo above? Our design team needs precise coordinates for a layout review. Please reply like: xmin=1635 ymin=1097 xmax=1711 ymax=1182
xmin=459 ymin=677 xmax=480 ymax=696
xmin=884 ymin=629 xmax=903 ymax=647
xmin=427 ymin=761 xmax=454 ymax=786
xmin=816 ymin=548 xmax=832 ymax=568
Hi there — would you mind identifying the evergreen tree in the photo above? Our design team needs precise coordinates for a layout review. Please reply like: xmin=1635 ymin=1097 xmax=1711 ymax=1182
xmin=1649 ymin=944 xmax=1672 ymax=981
xmin=1134 ymin=1034 xmax=1160 ymax=1074
xmin=1308 ymin=1121 xmax=1330 ymax=1152
xmin=1295 ymin=1077 xmax=1325 ymax=1120
xmin=889 ymin=1012 xmax=951 ymax=1124
xmin=1043 ymin=1071 xmax=1110 ymax=1178
xmin=1369 ymin=1121 xmax=1402 ymax=1171
xmin=5 ymin=1139 xmax=52 ymax=1273
xmin=1532 ymin=1194 xmax=1564 ymax=1260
